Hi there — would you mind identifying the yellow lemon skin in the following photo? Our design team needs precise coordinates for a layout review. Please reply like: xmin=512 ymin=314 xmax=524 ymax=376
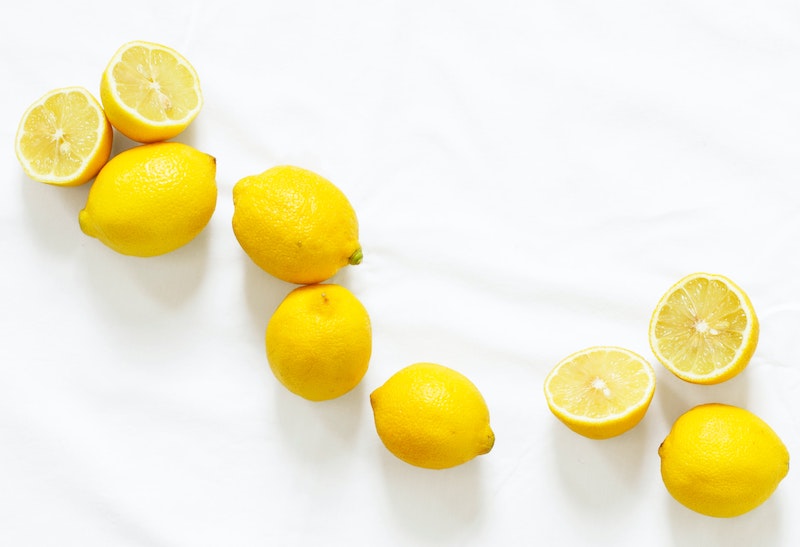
xmin=232 ymin=166 xmax=362 ymax=285
xmin=266 ymin=284 xmax=371 ymax=401
xmin=659 ymin=403 xmax=789 ymax=518
xmin=370 ymin=363 xmax=495 ymax=470
xmin=78 ymin=142 xmax=217 ymax=257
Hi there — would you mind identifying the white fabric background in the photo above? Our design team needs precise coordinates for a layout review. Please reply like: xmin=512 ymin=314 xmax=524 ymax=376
xmin=2 ymin=1 xmax=799 ymax=545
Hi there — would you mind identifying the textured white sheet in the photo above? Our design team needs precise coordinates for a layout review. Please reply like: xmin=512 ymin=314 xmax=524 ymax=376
xmin=2 ymin=1 xmax=799 ymax=545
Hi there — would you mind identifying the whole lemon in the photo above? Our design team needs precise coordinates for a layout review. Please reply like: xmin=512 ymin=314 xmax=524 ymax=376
xmin=659 ymin=403 xmax=789 ymax=518
xmin=266 ymin=283 xmax=371 ymax=401
xmin=232 ymin=165 xmax=362 ymax=285
xmin=78 ymin=142 xmax=217 ymax=257
xmin=370 ymin=363 xmax=495 ymax=470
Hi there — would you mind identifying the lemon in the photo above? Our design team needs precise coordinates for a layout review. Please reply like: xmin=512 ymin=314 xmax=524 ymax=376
xmin=266 ymin=283 xmax=371 ymax=401
xmin=15 ymin=86 xmax=113 ymax=186
xmin=544 ymin=346 xmax=656 ymax=440
xmin=649 ymin=272 xmax=759 ymax=384
xmin=232 ymin=165 xmax=362 ymax=285
xmin=659 ymin=403 xmax=789 ymax=518
xmin=370 ymin=363 xmax=495 ymax=470
xmin=78 ymin=142 xmax=217 ymax=257
xmin=100 ymin=40 xmax=203 ymax=143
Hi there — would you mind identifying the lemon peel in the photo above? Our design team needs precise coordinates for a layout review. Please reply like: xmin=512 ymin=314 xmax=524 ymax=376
xmin=370 ymin=363 xmax=494 ymax=469
xmin=232 ymin=165 xmax=362 ymax=284
xmin=78 ymin=142 xmax=217 ymax=257
xmin=266 ymin=283 xmax=372 ymax=401
xmin=659 ymin=403 xmax=789 ymax=517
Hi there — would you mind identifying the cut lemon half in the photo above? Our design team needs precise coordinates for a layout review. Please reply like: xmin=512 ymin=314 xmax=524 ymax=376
xmin=100 ymin=40 xmax=202 ymax=143
xmin=649 ymin=272 xmax=759 ymax=385
xmin=544 ymin=346 xmax=656 ymax=440
xmin=15 ymin=86 xmax=113 ymax=186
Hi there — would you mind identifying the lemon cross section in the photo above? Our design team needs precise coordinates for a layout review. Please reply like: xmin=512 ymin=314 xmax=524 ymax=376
xmin=100 ymin=40 xmax=203 ymax=143
xmin=15 ymin=86 xmax=113 ymax=186
xmin=649 ymin=272 xmax=759 ymax=384
xmin=544 ymin=346 xmax=656 ymax=440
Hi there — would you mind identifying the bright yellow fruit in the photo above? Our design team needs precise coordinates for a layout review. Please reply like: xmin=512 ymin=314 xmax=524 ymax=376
xmin=370 ymin=363 xmax=495 ymax=470
xmin=100 ymin=40 xmax=202 ymax=143
xmin=266 ymin=283 xmax=371 ymax=401
xmin=544 ymin=346 xmax=656 ymax=440
xmin=232 ymin=165 xmax=362 ymax=285
xmin=649 ymin=272 xmax=759 ymax=384
xmin=78 ymin=142 xmax=216 ymax=257
xmin=15 ymin=86 xmax=112 ymax=186
xmin=659 ymin=403 xmax=789 ymax=518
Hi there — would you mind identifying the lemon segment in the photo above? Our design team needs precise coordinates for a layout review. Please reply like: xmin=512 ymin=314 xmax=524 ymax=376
xmin=649 ymin=273 xmax=758 ymax=384
xmin=659 ymin=403 xmax=789 ymax=518
xmin=232 ymin=165 xmax=362 ymax=285
xmin=15 ymin=86 xmax=113 ymax=186
xmin=544 ymin=346 xmax=656 ymax=440
xmin=266 ymin=284 xmax=372 ymax=401
xmin=370 ymin=363 xmax=494 ymax=470
xmin=78 ymin=142 xmax=217 ymax=257
xmin=100 ymin=40 xmax=202 ymax=143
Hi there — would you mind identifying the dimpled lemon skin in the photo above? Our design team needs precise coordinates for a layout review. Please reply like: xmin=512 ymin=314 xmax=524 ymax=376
xmin=78 ymin=142 xmax=216 ymax=257
xmin=266 ymin=284 xmax=372 ymax=402
xmin=232 ymin=166 xmax=362 ymax=285
xmin=659 ymin=403 xmax=789 ymax=518
xmin=370 ymin=363 xmax=495 ymax=470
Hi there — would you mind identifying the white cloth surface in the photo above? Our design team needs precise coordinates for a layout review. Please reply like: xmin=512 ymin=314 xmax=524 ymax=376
xmin=2 ymin=1 xmax=800 ymax=545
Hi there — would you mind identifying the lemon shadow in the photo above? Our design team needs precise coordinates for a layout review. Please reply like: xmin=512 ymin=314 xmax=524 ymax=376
xmin=665 ymin=488 xmax=784 ymax=546
xmin=19 ymin=172 xmax=91 ymax=255
xmin=376 ymin=446 xmax=488 ymax=543
xmin=109 ymin=130 xmax=138 ymax=157
xmin=239 ymin=251 xmax=372 ymax=342
xmin=108 ymin=127 xmax=206 ymax=161
xmin=655 ymin=366 xmax=751 ymax=428
xmin=325 ymin=260 xmax=366 ymax=293
xmin=82 ymin=224 xmax=212 ymax=316
xmin=551 ymin=415 xmax=653 ymax=514
xmin=272 ymin=380 xmax=367 ymax=464
xmin=241 ymin=256 xmax=297 ymax=339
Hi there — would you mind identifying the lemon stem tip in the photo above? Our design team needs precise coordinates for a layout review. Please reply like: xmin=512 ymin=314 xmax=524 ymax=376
xmin=349 ymin=247 xmax=363 ymax=266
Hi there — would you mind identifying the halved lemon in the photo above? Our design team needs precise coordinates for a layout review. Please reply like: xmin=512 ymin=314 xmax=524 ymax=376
xmin=15 ymin=86 xmax=113 ymax=186
xmin=649 ymin=272 xmax=759 ymax=385
xmin=544 ymin=346 xmax=656 ymax=440
xmin=100 ymin=40 xmax=202 ymax=143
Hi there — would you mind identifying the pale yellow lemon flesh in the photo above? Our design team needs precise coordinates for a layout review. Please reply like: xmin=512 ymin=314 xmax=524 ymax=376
xmin=15 ymin=86 xmax=112 ymax=186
